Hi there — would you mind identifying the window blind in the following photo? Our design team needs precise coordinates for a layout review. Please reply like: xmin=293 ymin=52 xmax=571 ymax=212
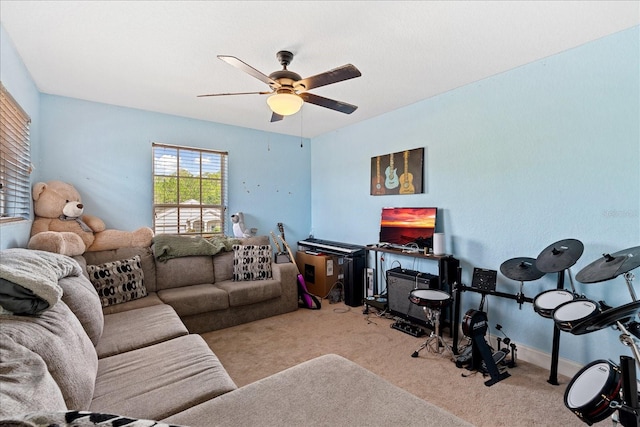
xmin=152 ymin=142 xmax=228 ymax=236
xmin=0 ymin=83 xmax=31 ymax=223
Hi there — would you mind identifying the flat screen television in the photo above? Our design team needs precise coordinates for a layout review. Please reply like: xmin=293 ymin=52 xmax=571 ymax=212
xmin=379 ymin=207 xmax=437 ymax=247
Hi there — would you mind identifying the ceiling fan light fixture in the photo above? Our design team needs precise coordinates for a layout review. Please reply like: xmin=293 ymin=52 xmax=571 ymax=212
xmin=267 ymin=92 xmax=303 ymax=116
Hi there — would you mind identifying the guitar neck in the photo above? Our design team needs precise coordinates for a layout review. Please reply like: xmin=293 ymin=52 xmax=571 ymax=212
xmin=270 ymin=231 xmax=282 ymax=252
xmin=278 ymin=235 xmax=300 ymax=274
xmin=277 ymin=222 xmax=286 ymax=242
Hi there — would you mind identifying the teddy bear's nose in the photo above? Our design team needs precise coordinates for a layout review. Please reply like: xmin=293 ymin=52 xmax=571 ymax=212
xmin=77 ymin=203 xmax=83 ymax=209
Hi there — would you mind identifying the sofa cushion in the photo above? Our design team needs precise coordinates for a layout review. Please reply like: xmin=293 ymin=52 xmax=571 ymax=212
xmin=155 ymin=256 xmax=214 ymax=290
xmin=0 ymin=332 xmax=67 ymax=418
xmin=157 ymin=284 xmax=229 ymax=317
xmin=100 ymin=291 xmax=165 ymax=315
xmin=216 ymin=279 xmax=282 ymax=307
xmin=91 ymin=335 xmax=237 ymax=420
xmin=81 ymin=247 xmax=157 ymax=293
xmin=97 ymin=305 xmax=188 ymax=358
xmin=87 ymin=255 xmax=147 ymax=307
xmin=213 ymin=251 xmax=234 ymax=282
xmin=164 ymin=354 xmax=473 ymax=427
xmin=59 ymin=274 xmax=104 ymax=346
xmin=0 ymin=300 xmax=98 ymax=411
xmin=232 ymin=245 xmax=273 ymax=281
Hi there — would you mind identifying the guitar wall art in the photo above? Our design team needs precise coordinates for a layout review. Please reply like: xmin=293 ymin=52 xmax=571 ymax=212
xmin=370 ymin=147 xmax=424 ymax=195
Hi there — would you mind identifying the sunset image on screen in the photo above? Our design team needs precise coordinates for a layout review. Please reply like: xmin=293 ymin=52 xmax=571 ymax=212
xmin=379 ymin=207 xmax=436 ymax=245
xmin=381 ymin=207 xmax=436 ymax=228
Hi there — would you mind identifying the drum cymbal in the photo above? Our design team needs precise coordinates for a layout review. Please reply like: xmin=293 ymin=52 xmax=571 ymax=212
xmin=576 ymin=246 xmax=640 ymax=284
xmin=500 ymin=257 xmax=545 ymax=282
xmin=536 ymin=239 xmax=584 ymax=273
xmin=570 ymin=301 xmax=640 ymax=335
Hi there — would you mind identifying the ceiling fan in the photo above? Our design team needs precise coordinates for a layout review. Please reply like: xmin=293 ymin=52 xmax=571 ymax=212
xmin=198 ymin=50 xmax=361 ymax=122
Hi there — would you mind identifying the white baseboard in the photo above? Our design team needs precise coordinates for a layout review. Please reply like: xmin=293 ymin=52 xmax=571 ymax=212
xmin=485 ymin=335 xmax=582 ymax=380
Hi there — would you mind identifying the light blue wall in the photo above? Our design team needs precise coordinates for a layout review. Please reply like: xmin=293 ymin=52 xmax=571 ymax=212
xmin=0 ymin=24 xmax=40 ymax=249
xmin=310 ymin=26 xmax=639 ymax=366
xmin=2 ymin=19 xmax=639 ymax=367
xmin=36 ymin=95 xmax=311 ymax=247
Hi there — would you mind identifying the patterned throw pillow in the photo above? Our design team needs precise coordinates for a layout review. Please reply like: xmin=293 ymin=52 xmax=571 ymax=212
xmin=87 ymin=255 xmax=147 ymax=307
xmin=232 ymin=245 xmax=273 ymax=281
xmin=12 ymin=410 xmax=185 ymax=426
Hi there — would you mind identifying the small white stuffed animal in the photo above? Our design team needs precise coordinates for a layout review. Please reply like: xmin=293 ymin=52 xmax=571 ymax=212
xmin=231 ymin=212 xmax=257 ymax=238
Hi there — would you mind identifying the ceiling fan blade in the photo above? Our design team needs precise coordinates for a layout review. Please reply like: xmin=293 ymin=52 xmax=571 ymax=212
xmin=270 ymin=112 xmax=284 ymax=122
xmin=218 ymin=55 xmax=280 ymax=88
xmin=296 ymin=64 xmax=361 ymax=92
xmin=299 ymin=92 xmax=358 ymax=114
xmin=197 ymin=91 xmax=271 ymax=97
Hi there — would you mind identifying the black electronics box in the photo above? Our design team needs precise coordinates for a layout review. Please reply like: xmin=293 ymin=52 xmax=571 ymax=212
xmin=471 ymin=267 xmax=497 ymax=292
xmin=387 ymin=267 xmax=439 ymax=326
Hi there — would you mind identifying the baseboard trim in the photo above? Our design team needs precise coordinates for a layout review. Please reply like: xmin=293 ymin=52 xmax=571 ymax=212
xmin=485 ymin=335 xmax=582 ymax=380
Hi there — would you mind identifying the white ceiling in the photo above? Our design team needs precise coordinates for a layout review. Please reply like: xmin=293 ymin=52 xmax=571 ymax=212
xmin=1 ymin=1 xmax=638 ymax=138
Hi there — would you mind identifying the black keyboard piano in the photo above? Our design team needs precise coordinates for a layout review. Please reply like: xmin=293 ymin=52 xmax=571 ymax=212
xmin=297 ymin=238 xmax=365 ymax=256
xmin=297 ymin=238 xmax=365 ymax=307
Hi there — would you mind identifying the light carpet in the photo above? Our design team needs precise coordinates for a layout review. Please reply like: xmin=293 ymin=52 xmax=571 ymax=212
xmin=201 ymin=302 xmax=601 ymax=426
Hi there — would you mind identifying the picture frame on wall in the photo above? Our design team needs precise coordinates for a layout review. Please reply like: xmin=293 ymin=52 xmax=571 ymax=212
xmin=370 ymin=147 xmax=424 ymax=195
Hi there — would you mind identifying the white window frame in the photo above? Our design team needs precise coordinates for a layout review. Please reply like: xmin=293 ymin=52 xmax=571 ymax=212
xmin=152 ymin=143 xmax=228 ymax=236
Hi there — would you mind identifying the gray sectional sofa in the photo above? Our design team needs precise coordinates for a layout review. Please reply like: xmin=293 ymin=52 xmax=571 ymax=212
xmin=81 ymin=235 xmax=299 ymax=334
xmin=0 ymin=236 xmax=471 ymax=426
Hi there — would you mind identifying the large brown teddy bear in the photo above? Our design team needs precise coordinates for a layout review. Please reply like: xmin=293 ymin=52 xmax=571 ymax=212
xmin=28 ymin=180 xmax=154 ymax=256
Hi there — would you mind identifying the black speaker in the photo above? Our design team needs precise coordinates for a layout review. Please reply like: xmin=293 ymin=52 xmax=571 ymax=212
xmin=387 ymin=267 xmax=438 ymax=326
xmin=343 ymin=253 xmax=365 ymax=307
xmin=438 ymin=256 xmax=460 ymax=291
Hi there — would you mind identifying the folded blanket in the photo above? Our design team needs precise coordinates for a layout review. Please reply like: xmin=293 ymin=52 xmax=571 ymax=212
xmin=152 ymin=235 xmax=240 ymax=262
xmin=0 ymin=248 xmax=82 ymax=314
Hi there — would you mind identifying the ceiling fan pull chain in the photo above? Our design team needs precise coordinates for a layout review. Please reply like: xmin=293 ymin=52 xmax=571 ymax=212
xmin=300 ymin=109 xmax=304 ymax=148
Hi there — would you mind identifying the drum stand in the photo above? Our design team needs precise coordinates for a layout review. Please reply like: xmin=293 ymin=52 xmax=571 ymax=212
xmin=613 ymin=274 xmax=640 ymax=426
xmin=412 ymin=306 xmax=453 ymax=357
xmin=624 ymin=272 xmax=637 ymax=302
xmin=548 ymin=269 xmax=572 ymax=385
xmin=612 ymin=322 xmax=640 ymax=427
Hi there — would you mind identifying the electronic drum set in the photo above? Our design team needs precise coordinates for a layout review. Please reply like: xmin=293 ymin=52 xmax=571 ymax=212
xmin=500 ymin=239 xmax=640 ymax=426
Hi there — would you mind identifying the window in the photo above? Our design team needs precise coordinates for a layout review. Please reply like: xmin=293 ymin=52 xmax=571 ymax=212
xmin=0 ymin=83 xmax=31 ymax=223
xmin=152 ymin=143 xmax=228 ymax=236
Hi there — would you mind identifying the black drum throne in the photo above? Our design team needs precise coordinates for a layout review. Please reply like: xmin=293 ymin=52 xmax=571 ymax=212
xmin=408 ymin=289 xmax=453 ymax=357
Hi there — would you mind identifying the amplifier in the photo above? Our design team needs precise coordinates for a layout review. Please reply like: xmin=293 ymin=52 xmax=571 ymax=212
xmin=387 ymin=267 xmax=439 ymax=326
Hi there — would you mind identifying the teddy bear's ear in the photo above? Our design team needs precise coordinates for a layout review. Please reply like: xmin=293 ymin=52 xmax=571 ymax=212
xmin=32 ymin=182 xmax=47 ymax=201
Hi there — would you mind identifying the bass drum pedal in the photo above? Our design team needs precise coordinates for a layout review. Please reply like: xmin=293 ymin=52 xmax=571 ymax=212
xmin=461 ymin=309 xmax=511 ymax=386
xmin=481 ymin=349 xmax=508 ymax=373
